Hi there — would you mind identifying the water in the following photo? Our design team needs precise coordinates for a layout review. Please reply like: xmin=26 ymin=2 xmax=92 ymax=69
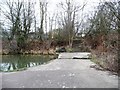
xmin=0 ymin=55 xmax=56 ymax=72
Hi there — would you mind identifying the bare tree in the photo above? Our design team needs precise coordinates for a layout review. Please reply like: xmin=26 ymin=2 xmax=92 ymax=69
xmin=48 ymin=13 xmax=54 ymax=39
xmin=33 ymin=2 xmax=37 ymax=36
xmin=39 ymin=0 xmax=48 ymax=40
xmin=3 ymin=0 xmax=34 ymax=51
xmin=58 ymin=0 xmax=86 ymax=48
xmin=22 ymin=1 xmax=33 ymax=39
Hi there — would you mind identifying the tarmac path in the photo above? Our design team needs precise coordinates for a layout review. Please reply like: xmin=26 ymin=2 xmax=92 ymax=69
xmin=1 ymin=53 xmax=118 ymax=88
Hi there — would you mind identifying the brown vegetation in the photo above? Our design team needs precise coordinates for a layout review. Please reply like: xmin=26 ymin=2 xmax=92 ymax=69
xmin=85 ymin=32 xmax=118 ymax=72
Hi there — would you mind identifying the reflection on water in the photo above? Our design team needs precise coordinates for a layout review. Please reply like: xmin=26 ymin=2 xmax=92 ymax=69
xmin=0 ymin=55 xmax=56 ymax=72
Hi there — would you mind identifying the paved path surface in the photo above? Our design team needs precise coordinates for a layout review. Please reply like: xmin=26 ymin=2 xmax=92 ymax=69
xmin=1 ymin=53 xmax=118 ymax=88
xmin=58 ymin=52 xmax=91 ymax=59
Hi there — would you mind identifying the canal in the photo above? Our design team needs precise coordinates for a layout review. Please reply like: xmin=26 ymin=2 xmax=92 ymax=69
xmin=0 ymin=55 xmax=56 ymax=72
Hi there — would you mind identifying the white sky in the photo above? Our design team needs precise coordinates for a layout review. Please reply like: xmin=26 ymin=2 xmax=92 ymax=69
xmin=0 ymin=0 xmax=115 ymax=32
xmin=0 ymin=0 xmax=103 ymax=18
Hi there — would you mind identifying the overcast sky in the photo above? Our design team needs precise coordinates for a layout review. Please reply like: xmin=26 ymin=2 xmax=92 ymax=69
xmin=0 ymin=0 xmax=105 ymax=17
xmin=0 ymin=0 xmax=113 ymax=19
xmin=0 ymin=0 xmax=115 ymax=32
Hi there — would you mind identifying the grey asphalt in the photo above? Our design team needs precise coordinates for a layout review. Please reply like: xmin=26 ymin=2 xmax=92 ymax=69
xmin=1 ymin=53 xmax=118 ymax=88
